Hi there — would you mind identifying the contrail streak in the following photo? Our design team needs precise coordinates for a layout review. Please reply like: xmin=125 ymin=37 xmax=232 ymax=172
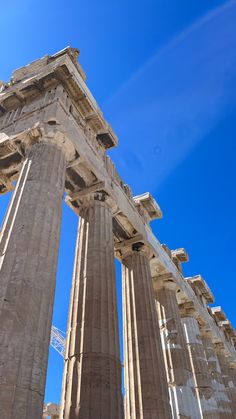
xmin=105 ymin=0 xmax=236 ymax=106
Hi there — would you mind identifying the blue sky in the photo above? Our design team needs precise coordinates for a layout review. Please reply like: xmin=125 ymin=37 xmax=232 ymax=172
xmin=1 ymin=0 xmax=236 ymax=405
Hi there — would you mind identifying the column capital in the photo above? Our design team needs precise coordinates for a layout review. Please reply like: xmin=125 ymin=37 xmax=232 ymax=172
xmin=115 ymin=239 xmax=153 ymax=262
xmin=79 ymin=191 xmax=118 ymax=218
xmin=78 ymin=190 xmax=109 ymax=207
xmin=228 ymin=360 xmax=236 ymax=371
xmin=28 ymin=128 xmax=76 ymax=162
xmin=200 ymin=324 xmax=214 ymax=339
xmin=153 ymin=272 xmax=178 ymax=292
xmin=214 ymin=342 xmax=226 ymax=355
xmin=7 ymin=124 xmax=75 ymax=163
xmin=214 ymin=342 xmax=229 ymax=362
xmin=179 ymin=301 xmax=201 ymax=320
xmin=66 ymin=180 xmax=120 ymax=215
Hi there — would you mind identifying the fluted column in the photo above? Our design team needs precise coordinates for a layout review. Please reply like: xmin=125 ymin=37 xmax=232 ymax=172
xmin=201 ymin=333 xmax=231 ymax=417
xmin=121 ymin=243 xmax=171 ymax=419
xmin=154 ymin=275 xmax=200 ymax=418
xmin=216 ymin=349 xmax=236 ymax=415
xmin=60 ymin=193 xmax=123 ymax=419
xmin=181 ymin=308 xmax=219 ymax=418
xmin=0 ymin=141 xmax=66 ymax=419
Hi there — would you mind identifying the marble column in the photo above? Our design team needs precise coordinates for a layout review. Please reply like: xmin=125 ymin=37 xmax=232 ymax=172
xmin=181 ymin=309 xmax=219 ymax=419
xmin=122 ymin=243 xmax=171 ymax=419
xmin=216 ymin=349 xmax=236 ymax=415
xmin=0 ymin=141 xmax=66 ymax=419
xmin=154 ymin=275 xmax=200 ymax=418
xmin=201 ymin=332 xmax=231 ymax=417
xmin=60 ymin=193 xmax=123 ymax=419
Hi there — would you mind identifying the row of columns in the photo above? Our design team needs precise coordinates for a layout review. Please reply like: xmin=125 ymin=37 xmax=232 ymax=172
xmin=0 ymin=139 xmax=236 ymax=419
xmin=153 ymin=275 xmax=236 ymax=419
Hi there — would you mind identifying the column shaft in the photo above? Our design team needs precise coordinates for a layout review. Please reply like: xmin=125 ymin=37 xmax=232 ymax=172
xmin=60 ymin=196 xmax=123 ymax=419
xmin=122 ymin=250 xmax=171 ymax=419
xmin=181 ymin=316 xmax=219 ymax=419
xmin=201 ymin=335 xmax=231 ymax=417
xmin=155 ymin=284 xmax=200 ymax=418
xmin=0 ymin=142 xmax=66 ymax=419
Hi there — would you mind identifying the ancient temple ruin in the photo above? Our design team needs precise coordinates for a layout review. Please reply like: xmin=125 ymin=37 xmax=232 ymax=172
xmin=0 ymin=47 xmax=236 ymax=419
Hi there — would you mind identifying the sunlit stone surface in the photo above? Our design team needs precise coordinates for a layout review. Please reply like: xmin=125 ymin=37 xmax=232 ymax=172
xmin=0 ymin=48 xmax=236 ymax=419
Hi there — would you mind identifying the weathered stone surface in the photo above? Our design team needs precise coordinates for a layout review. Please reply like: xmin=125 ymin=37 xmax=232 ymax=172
xmin=121 ymin=245 xmax=172 ymax=419
xmin=154 ymin=275 xmax=200 ymax=419
xmin=60 ymin=194 xmax=123 ymax=419
xmin=0 ymin=141 xmax=66 ymax=419
xmin=1 ymin=47 xmax=236 ymax=419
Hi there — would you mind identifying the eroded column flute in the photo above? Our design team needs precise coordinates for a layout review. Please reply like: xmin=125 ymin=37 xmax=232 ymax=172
xmin=60 ymin=193 xmax=123 ymax=419
xmin=121 ymin=243 xmax=172 ymax=419
xmin=180 ymin=306 xmax=219 ymax=418
xmin=154 ymin=274 xmax=200 ymax=418
xmin=0 ymin=141 xmax=66 ymax=419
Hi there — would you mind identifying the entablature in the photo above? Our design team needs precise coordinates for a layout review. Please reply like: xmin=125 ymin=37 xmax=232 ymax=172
xmin=0 ymin=47 xmax=117 ymax=150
